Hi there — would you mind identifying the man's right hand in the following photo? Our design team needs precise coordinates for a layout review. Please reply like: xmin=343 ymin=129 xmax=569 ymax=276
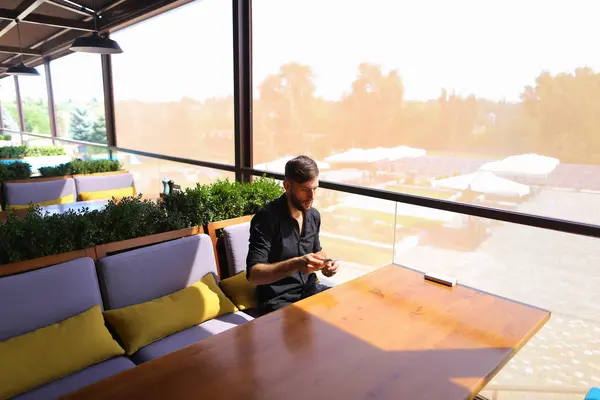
xmin=296 ymin=253 xmax=325 ymax=274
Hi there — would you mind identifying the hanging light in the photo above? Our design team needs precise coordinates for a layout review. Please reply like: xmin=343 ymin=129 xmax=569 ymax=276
xmin=70 ymin=0 xmax=122 ymax=54
xmin=7 ymin=20 xmax=40 ymax=77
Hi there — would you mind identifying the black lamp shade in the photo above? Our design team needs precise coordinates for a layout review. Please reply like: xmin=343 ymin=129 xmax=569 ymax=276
xmin=7 ymin=62 xmax=40 ymax=76
xmin=70 ymin=33 xmax=123 ymax=54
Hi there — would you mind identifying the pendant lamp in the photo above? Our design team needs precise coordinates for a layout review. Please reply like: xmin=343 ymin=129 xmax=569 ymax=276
xmin=7 ymin=20 xmax=39 ymax=77
xmin=70 ymin=0 xmax=123 ymax=54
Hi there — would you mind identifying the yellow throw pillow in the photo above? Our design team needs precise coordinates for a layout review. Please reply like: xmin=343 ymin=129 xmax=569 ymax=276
xmin=79 ymin=186 xmax=136 ymax=201
xmin=219 ymin=271 xmax=257 ymax=310
xmin=104 ymin=273 xmax=238 ymax=355
xmin=0 ymin=305 xmax=125 ymax=400
xmin=7 ymin=194 xmax=75 ymax=210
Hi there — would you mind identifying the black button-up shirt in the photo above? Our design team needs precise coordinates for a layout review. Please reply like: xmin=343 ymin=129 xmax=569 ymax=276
xmin=246 ymin=194 xmax=322 ymax=307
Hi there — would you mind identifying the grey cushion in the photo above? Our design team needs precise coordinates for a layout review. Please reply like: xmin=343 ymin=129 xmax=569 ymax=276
xmin=4 ymin=178 xmax=76 ymax=207
xmin=13 ymin=357 xmax=135 ymax=400
xmin=0 ymin=257 xmax=103 ymax=341
xmin=97 ymin=234 xmax=218 ymax=310
xmin=131 ymin=312 xmax=253 ymax=364
xmin=222 ymin=222 xmax=251 ymax=277
xmin=74 ymin=172 xmax=135 ymax=195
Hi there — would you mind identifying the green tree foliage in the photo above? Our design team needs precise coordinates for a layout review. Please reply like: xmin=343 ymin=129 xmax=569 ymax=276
xmin=69 ymin=107 xmax=92 ymax=141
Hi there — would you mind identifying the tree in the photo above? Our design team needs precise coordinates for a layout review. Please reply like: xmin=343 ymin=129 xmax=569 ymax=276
xmin=69 ymin=107 xmax=92 ymax=141
xmin=90 ymin=115 xmax=107 ymax=144
xmin=340 ymin=63 xmax=405 ymax=148
xmin=520 ymin=67 xmax=600 ymax=163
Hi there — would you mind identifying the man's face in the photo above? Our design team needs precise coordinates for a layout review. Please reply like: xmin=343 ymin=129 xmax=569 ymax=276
xmin=284 ymin=177 xmax=319 ymax=212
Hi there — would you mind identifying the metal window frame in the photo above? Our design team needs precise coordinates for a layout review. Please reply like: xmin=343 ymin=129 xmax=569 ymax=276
xmin=6 ymin=0 xmax=599 ymax=243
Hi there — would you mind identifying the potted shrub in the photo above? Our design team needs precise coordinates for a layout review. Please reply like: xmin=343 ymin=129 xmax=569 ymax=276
xmin=0 ymin=134 xmax=13 ymax=147
xmin=0 ymin=145 xmax=71 ymax=173
xmin=38 ymin=159 xmax=123 ymax=178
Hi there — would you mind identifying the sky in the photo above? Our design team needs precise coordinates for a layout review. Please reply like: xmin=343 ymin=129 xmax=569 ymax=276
xmin=3 ymin=0 xmax=600 ymax=103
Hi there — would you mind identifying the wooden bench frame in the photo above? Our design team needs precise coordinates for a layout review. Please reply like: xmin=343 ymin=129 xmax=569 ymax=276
xmin=206 ymin=215 xmax=253 ymax=277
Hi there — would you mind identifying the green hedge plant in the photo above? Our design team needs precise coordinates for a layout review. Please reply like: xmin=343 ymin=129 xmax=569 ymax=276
xmin=0 ymin=134 xmax=12 ymax=141
xmin=0 ymin=196 xmax=186 ymax=264
xmin=0 ymin=145 xmax=67 ymax=159
xmin=162 ymin=177 xmax=284 ymax=226
xmin=39 ymin=159 xmax=122 ymax=177
xmin=0 ymin=162 xmax=32 ymax=181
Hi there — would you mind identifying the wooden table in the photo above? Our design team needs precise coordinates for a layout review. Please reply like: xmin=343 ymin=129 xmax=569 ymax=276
xmin=63 ymin=264 xmax=550 ymax=400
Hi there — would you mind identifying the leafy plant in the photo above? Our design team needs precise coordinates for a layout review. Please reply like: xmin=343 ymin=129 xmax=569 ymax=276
xmin=0 ymin=162 xmax=31 ymax=181
xmin=0 ymin=134 xmax=12 ymax=141
xmin=162 ymin=177 xmax=283 ymax=226
xmin=0 ymin=196 xmax=186 ymax=264
xmin=0 ymin=145 xmax=67 ymax=159
xmin=39 ymin=159 xmax=122 ymax=177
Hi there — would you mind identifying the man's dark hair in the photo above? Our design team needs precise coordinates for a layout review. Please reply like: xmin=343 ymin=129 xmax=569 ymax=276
xmin=284 ymin=155 xmax=319 ymax=183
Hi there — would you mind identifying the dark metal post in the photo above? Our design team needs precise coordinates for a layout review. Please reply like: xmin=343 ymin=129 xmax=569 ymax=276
xmin=233 ymin=0 xmax=253 ymax=183
xmin=44 ymin=57 xmax=58 ymax=143
xmin=101 ymin=42 xmax=117 ymax=159
xmin=13 ymin=75 xmax=25 ymax=144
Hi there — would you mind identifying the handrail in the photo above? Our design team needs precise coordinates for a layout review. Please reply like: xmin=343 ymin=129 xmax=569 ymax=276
xmin=10 ymin=131 xmax=600 ymax=240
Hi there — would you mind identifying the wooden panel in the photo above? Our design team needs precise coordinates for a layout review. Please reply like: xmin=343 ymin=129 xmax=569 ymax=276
xmin=0 ymin=247 xmax=97 ymax=277
xmin=206 ymin=214 xmax=253 ymax=276
xmin=4 ymin=175 xmax=72 ymax=184
xmin=95 ymin=226 xmax=204 ymax=259
xmin=62 ymin=264 xmax=550 ymax=400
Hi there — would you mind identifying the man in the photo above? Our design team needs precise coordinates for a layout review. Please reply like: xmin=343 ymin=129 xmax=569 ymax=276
xmin=246 ymin=155 xmax=339 ymax=315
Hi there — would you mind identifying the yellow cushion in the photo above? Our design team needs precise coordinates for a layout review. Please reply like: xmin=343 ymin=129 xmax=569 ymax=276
xmin=219 ymin=271 xmax=257 ymax=310
xmin=7 ymin=194 xmax=75 ymax=210
xmin=79 ymin=186 xmax=136 ymax=201
xmin=0 ymin=305 xmax=125 ymax=399
xmin=103 ymin=273 xmax=239 ymax=355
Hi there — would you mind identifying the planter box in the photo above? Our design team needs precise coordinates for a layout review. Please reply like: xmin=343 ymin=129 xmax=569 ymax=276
xmin=0 ymin=155 xmax=72 ymax=173
xmin=0 ymin=248 xmax=97 ymax=277
xmin=0 ymin=226 xmax=204 ymax=277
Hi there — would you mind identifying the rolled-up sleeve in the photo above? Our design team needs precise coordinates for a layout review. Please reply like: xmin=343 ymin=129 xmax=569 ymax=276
xmin=313 ymin=211 xmax=322 ymax=253
xmin=246 ymin=210 xmax=273 ymax=279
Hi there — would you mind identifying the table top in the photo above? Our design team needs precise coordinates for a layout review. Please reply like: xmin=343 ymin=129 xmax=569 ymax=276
xmin=62 ymin=264 xmax=550 ymax=400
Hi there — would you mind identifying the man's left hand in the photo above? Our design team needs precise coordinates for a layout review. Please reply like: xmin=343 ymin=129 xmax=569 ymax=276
xmin=322 ymin=260 xmax=339 ymax=277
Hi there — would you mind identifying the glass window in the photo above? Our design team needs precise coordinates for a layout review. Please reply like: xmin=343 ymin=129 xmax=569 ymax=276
xmin=0 ymin=77 xmax=20 ymax=132
xmin=51 ymin=53 xmax=106 ymax=144
xmin=17 ymin=67 xmax=50 ymax=135
xmin=252 ymin=0 xmax=600 ymax=224
xmin=391 ymin=201 xmax=600 ymax=398
xmin=111 ymin=0 xmax=234 ymax=165
xmin=116 ymin=152 xmax=234 ymax=196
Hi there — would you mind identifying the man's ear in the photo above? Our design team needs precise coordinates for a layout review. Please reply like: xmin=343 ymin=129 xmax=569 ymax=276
xmin=283 ymin=180 xmax=290 ymax=191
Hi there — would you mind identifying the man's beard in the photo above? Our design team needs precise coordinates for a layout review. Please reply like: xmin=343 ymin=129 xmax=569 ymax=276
xmin=289 ymin=192 xmax=309 ymax=212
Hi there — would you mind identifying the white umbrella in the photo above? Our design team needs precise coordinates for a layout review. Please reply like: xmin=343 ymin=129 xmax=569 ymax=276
xmin=480 ymin=153 xmax=559 ymax=177
xmin=340 ymin=195 xmax=455 ymax=222
xmin=432 ymin=172 xmax=530 ymax=197
xmin=325 ymin=146 xmax=426 ymax=164
xmin=254 ymin=156 xmax=330 ymax=173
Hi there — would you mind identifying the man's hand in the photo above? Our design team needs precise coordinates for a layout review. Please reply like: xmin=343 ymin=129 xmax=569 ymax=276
xmin=321 ymin=260 xmax=340 ymax=277
xmin=296 ymin=253 xmax=326 ymax=274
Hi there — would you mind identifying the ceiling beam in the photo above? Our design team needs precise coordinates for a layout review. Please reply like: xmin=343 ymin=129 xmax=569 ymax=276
xmin=0 ymin=9 xmax=96 ymax=32
xmin=0 ymin=44 xmax=42 ymax=56
xmin=0 ymin=0 xmax=46 ymax=39
xmin=45 ymin=0 xmax=94 ymax=17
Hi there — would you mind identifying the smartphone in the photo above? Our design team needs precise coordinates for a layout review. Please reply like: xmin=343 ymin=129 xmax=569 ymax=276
xmin=322 ymin=258 xmax=341 ymax=263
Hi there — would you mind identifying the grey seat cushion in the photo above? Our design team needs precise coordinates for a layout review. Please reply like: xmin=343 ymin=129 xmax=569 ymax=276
xmin=4 ymin=178 xmax=76 ymax=207
xmin=131 ymin=312 xmax=254 ymax=364
xmin=0 ymin=257 xmax=103 ymax=341
xmin=13 ymin=357 xmax=135 ymax=400
xmin=97 ymin=234 xmax=219 ymax=310
xmin=222 ymin=222 xmax=251 ymax=277
xmin=74 ymin=172 xmax=135 ymax=195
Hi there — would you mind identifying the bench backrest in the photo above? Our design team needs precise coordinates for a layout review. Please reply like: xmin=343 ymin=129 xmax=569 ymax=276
xmin=97 ymin=234 xmax=218 ymax=310
xmin=4 ymin=177 xmax=76 ymax=207
xmin=0 ymin=257 xmax=103 ymax=341
xmin=74 ymin=172 xmax=135 ymax=196
xmin=222 ymin=221 xmax=251 ymax=277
